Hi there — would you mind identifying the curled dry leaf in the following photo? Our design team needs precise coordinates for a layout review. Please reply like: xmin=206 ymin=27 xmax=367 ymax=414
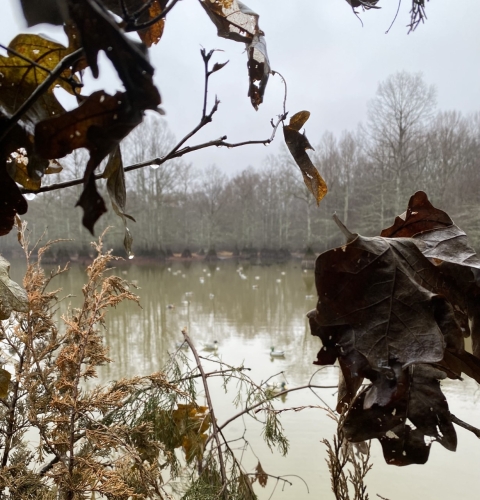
xmin=18 ymin=0 xmax=67 ymax=26
xmin=284 ymin=111 xmax=327 ymax=205
xmin=200 ymin=0 xmax=270 ymax=109
xmin=103 ymin=147 xmax=136 ymax=257
xmin=253 ymin=461 xmax=268 ymax=488
xmin=0 ymin=255 xmax=29 ymax=320
xmin=247 ymin=34 xmax=270 ymax=110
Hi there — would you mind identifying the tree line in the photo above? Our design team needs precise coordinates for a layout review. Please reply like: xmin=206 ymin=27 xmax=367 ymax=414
xmin=2 ymin=71 xmax=480 ymax=259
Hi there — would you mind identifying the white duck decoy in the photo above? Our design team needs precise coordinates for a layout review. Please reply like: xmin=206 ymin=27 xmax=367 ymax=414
xmin=270 ymin=346 xmax=285 ymax=358
xmin=175 ymin=341 xmax=189 ymax=350
xmin=203 ymin=340 xmax=219 ymax=351
xmin=266 ymin=381 xmax=288 ymax=393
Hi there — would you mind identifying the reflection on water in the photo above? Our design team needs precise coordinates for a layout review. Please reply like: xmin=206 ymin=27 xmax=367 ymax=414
xmin=24 ymin=259 xmax=480 ymax=499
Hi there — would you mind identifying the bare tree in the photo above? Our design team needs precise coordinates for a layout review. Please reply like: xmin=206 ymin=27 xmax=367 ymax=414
xmin=366 ymin=71 xmax=437 ymax=215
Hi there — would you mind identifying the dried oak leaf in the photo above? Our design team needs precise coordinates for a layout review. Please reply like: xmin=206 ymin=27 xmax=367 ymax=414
xmin=381 ymin=191 xmax=480 ymax=274
xmin=284 ymin=111 xmax=327 ymax=205
xmin=35 ymin=90 xmax=143 ymax=233
xmin=0 ymin=255 xmax=29 ymax=320
xmin=68 ymin=0 xmax=161 ymax=111
xmin=343 ymin=365 xmax=456 ymax=466
xmin=382 ymin=191 xmax=480 ymax=358
xmin=103 ymin=146 xmax=135 ymax=257
xmin=312 ymin=234 xmax=451 ymax=371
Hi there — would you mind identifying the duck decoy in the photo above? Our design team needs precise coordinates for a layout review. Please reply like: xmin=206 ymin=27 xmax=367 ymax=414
xmin=266 ymin=381 xmax=287 ymax=393
xmin=270 ymin=347 xmax=285 ymax=358
xmin=175 ymin=341 xmax=189 ymax=350
xmin=203 ymin=340 xmax=219 ymax=351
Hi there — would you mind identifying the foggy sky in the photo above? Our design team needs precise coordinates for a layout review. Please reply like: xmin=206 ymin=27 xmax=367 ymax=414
xmin=3 ymin=0 xmax=480 ymax=174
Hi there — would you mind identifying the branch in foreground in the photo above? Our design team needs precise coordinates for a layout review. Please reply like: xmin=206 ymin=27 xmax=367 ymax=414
xmin=182 ymin=327 xmax=228 ymax=495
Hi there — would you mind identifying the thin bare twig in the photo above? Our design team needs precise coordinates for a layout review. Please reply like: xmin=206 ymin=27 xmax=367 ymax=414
xmin=182 ymin=327 xmax=228 ymax=494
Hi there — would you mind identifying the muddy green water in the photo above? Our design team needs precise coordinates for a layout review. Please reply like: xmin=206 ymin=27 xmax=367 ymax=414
xmin=9 ymin=259 xmax=480 ymax=499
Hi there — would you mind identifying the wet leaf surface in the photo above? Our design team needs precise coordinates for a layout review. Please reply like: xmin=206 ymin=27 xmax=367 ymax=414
xmin=382 ymin=191 xmax=480 ymax=274
xmin=310 ymin=194 xmax=480 ymax=466
xmin=247 ymin=34 xmax=269 ymax=110
xmin=284 ymin=111 xmax=327 ymax=205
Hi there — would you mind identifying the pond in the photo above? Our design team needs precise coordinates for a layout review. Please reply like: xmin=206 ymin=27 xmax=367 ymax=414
xmin=9 ymin=257 xmax=480 ymax=499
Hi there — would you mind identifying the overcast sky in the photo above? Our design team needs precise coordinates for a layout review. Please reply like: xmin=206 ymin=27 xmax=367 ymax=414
xmin=3 ymin=0 xmax=480 ymax=174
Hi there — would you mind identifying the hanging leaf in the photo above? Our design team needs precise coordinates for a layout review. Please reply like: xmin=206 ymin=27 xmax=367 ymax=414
xmin=199 ymin=0 xmax=259 ymax=43
xmin=247 ymin=34 xmax=270 ymax=110
xmin=284 ymin=111 xmax=327 ymax=205
xmin=253 ymin=461 xmax=268 ymax=488
xmin=0 ymin=118 xmax=29 ymax=236
xmin=343 ymin=365 xmax=456 ymax=466
xmin=0 ymin=368 xmax=11 ymax=398
xmin=0 ymin=255 xmax=29 ymax=320
xmin=68 ymin=0 xmax=161 ymax=110
xmin=199 ymin=0 xmax=270 ymax=109
xmin=35 ymin=90 xmax=145 ymax=233
xmin=18 ymin=0 xmax=66 ymax=26
xmin=103 ymin=147 xmax=136 ymax=256
xmin=137 ymin=0 xmax=166 ymax=47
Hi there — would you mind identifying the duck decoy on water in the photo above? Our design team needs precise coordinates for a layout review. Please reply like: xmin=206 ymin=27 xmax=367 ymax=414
xmin=175 ymin=341 xmax=189 ymax=350
xmin=203 ymin=340 xmax=219 ymax=351
xmin=266 ymin=381 xmax=287 ymax=393
xmin=270 ymin=347 xmax=285 ymax=358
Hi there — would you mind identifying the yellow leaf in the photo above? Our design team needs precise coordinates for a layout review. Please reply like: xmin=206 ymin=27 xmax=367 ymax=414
xmin=288 ymin=111 xmax=310 ymax=132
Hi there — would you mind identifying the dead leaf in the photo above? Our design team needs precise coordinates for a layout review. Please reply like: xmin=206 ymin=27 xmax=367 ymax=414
xmin=0 ymin=368 xmax=11 ymax=398
xmin=138 ymin=0 xmax=166 ymax=47
xmin=247 ymin=34 xmax=270 ymax=110
xmin=104 ymin=147 xmax=136 ymax=256
xmin=75 ymin=176 xmax=107 ymax=235
xmin=284 ymin=111 xmax=327 ymax=205
xmin=200 ymin=0 xmax=270 ymax=109
xmin=68 ymin=0 xmax=161 ymax=110
xmin=312 ymin=234 xmax=450 ymax=372
xmin=35 ymin=90 xmax=144 ymax=232
xmin=18 ymin=0 xmax=66 ymax=26
xmin=253 ymin=461 xmax=268 ymax=488
xmin=199 ymin=0 xmax=259 ymax=43
xmin=343 ymin=365 xmax=456 ymax=466
xmin=0 ymin=255 xmax=29 ymax=320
